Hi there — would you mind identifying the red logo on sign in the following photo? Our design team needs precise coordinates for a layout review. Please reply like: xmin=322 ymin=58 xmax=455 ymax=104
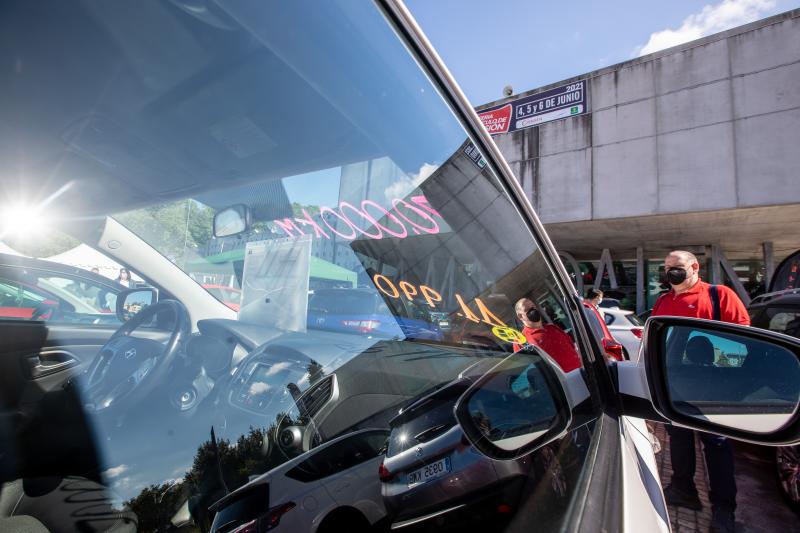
xmin=478 ymin=104 xmax=512 ymax=135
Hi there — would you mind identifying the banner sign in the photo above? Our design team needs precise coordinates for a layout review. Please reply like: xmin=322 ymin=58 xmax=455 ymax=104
xmin=478 ymin=80 xmax=587 ymax=135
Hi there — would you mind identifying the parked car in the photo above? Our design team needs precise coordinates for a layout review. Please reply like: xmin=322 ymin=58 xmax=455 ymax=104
xmin=597 ymin=297 xmax=621 ymax=309
xmin=599 ymin=308 xmax=644 ymax=362
xmin=307 ymin=288 xmax=443 ymax=341
xmin=380 ymin=354 xmax=590 ymax=530
xmin=210 ymin=428 xmax=390 ymax=533
xmin=202 ymin=284 xmax=242 ymax=312
xmin=0 ymin=253 xmax=125 ymax=324
xmin=0 ymin=3 xmax=798 ymax=533
xmin=748 ymin=288 xmax=800 ymax=512
xmin=582 ymin=301 xmax=627 ymax=361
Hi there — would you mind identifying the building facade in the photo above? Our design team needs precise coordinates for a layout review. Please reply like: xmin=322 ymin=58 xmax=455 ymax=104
xmin=477 ymin=9 xmax=800 ymax=311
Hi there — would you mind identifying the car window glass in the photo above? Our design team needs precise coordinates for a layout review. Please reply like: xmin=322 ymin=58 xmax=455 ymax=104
xmin=0 ymin=3 xmax=602 ymax=532
xmin=0 ymin=273 xmax=121 ymax=325
xmin=585 ymin=309 xmax=606 ymax=341
xmin=604 ymin=313 xmax=614 ymax=325
xmin=683 ymin=331 xmax=748 ymax=367
xmin=286 ymin=430 xmax=389 ymax=482
xmin=762 ymin=308 xmax=800 ymax=338
xmin=625 ymin=313 xmax=644 ymax=326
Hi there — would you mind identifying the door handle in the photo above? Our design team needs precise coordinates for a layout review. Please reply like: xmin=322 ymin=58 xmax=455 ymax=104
xmin=24 ymin=351 xmax=78 ymax=379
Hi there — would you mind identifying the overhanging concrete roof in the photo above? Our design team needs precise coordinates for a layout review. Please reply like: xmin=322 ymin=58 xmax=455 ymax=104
xmin=545 ymin=203 xmax=800 ymax=261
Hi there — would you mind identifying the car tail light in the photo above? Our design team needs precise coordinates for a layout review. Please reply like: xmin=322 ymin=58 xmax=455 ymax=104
xmin=341 ymin=320 xmax=381 ymax=332
xmin=379 ymin=462 xmax=395 ymax=482
xmin=497 ymin=504 xmax=513 ymax=514
xmin=263 ymin=502 xmax=296 ymax=531
xmin=602 ymin=338 xmax=624 ymax=361
xmin=631 ymin=328 xmax=643 ymax=339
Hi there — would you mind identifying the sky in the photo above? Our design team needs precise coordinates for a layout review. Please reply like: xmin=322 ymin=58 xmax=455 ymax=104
xmin=404 ymin=0 xmax=797 ymax=106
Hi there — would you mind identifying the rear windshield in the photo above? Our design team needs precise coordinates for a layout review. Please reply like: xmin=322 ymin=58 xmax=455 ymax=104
xmin=386 ymin=380 xmax=472 ymax=457
xmin=751 ymin=306 xmax=800 ymax=339
xmin=309 ymin=291 xmax=379 ymax=315
xmin=210 ymin=484 xmax=269 ymax=533
xmin=625 ymin=314 xmax=644 ymax=326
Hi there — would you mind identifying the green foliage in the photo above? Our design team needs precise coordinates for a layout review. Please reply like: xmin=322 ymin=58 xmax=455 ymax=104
xmin=124 ymin=481 xmax=186 ymax=533
xmin=4 ymin=230 xmax=79 ymax=258
xmin=125 ymin=422 xmax=288 ymax=532
xmin=291 ymin=202 xmax=320 ymax=218
xmin=115 ymin=201 xmax=215 ymax=264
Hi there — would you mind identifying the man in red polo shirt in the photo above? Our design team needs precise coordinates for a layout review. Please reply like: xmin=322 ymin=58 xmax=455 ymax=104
xmin=653 ymin=250 xmax=749 ymax=533
xmin=513 ymin=298 xmax=582 ymax=373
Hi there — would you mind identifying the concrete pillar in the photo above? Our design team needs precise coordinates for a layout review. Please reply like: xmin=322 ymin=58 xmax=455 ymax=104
xmin=636 ymin=247 xmax=645 ymax=314
xmin=710 ymin=245 xmax=722 ymax=285
xmin=763 ymin=241 xmax=775 ymax=291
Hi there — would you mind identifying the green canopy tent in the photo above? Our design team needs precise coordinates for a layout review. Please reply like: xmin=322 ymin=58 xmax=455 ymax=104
xmin=185 ymin=248 xmax=357 ymax=287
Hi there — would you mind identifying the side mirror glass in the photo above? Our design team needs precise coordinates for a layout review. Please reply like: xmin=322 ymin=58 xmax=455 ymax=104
xmin=455 ymin=351 xmax=570 ymax=459
xmin=643 ymin=317 xmax=800 ymax=443
xmin=662 ymin=324 xmax=800 ymax=433
xmin=116 ymin=288 xmax=158 ymax=322
xmin=213 ymin=205 xmax=250 ymax=238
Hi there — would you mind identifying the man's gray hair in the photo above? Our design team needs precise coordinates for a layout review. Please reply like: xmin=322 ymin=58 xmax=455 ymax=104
xmin=667 ymin=250 xmax=699 ymax=264
xmin=514 ymin=298 xmax=532 ymax=314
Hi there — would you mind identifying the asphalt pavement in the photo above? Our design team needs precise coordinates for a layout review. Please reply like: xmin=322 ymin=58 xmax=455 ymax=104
xmin=731 ymin=441 xmax=799 ymax=533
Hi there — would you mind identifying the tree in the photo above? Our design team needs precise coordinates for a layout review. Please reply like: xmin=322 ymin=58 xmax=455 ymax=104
xmin=115 ymin=200 xmax=214 ymax=264
xmin=4 ymin=229 xmax=79 ymax=258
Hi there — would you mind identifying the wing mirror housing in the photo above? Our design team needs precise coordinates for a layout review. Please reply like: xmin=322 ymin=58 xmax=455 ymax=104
xmin=116 ymin=288 xmax=158 ymax=322
xmin=454 ymin=349 xmax=589 ymax=459
xmin=620 ymin=316 xmax=800 ymax=446
xmin=213 ymin=204 xmax=251 ymax=238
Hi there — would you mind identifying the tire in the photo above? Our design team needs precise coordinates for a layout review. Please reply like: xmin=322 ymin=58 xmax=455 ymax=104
xmin=317 ymin=508 xmax=371 ymax=533
xmin=776 ymin=445 xmax=800 ymax=513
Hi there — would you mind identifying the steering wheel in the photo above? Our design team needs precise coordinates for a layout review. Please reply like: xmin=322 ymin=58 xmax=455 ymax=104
xmin=81 ymin=300 xmax=191 ymax=414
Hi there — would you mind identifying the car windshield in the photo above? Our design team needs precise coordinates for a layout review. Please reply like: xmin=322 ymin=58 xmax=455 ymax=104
xmin=1 ymin=2 xmax=590 ymax=531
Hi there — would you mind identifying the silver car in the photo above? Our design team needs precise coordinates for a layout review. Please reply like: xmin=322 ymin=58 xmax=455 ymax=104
xmin=380 ymin=353 xmax=588 ymax=530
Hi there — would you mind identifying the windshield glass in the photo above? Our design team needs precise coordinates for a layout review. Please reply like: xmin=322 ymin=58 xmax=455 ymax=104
xmin=1 ymin=2 xmax=592 ymax=531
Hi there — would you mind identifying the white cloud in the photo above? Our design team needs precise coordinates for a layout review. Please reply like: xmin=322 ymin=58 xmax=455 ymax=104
xmin=103 ymin=464 xmax=129 ymax=479
xmin=383 ymin=163 xmax=439 ymax=203
xmin=248 ymin=381 xmax=272 ymax=395
xmin=635 ymin=0 xmax=776 ymax=56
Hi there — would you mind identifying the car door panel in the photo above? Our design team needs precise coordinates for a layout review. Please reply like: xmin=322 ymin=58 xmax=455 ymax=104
xmin=0 ymin=320 xmax=171 ymax=402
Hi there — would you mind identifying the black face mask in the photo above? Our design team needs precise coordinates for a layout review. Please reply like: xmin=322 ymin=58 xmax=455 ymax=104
xmin=666 ymin=267 xmax=688 ymax=286
xmin=526 ymin=308 xmax=542 ymax=323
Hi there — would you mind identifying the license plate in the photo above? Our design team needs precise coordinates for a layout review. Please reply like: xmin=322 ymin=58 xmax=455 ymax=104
xmin=407 ymin=456 xmax=451 ymax=487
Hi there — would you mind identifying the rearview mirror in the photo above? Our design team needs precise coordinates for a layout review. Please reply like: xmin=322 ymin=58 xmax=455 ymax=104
xmin=213 ymin=204 xmax=250 ymax=238
xmin=643 ymin=317 xmax=800 ymax=444
xmin=116 ymin=288 xmax=158 ymax=322
xmin=455 ymin=351 xmax=572 ymax=459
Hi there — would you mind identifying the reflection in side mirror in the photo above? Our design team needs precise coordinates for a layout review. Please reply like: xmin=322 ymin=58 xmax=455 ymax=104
xmin=455 ymin=351 xmax=570 ymax=459
xmin=213 ymin=204 xmax=250 ymax=238
xmin=662 ymin=324 xmax=800 ymax=434
xmin=116 ymin=288 xmax=158 ymax=322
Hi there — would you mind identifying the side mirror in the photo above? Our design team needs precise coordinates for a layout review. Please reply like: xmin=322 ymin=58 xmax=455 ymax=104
xmin=116 ymin=288 xmax=158 ymax=322
xmin=454 ymin=350 xmax=579 ymax=459
xmin=213 ymin=205 xmax=251 ymax=238
xmin=641 ymin=317 xmax=800 ymax=445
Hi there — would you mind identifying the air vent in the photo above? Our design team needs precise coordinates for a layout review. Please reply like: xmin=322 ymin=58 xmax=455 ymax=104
xmin=297 ymin=376 xmax=334 ymax=417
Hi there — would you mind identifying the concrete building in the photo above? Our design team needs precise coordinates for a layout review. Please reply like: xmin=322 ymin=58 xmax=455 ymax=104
xmin=477 ymin=9 xmax=800 ymax=311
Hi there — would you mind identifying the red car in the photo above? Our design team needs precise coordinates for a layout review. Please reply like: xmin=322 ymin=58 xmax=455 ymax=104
xmin=582 ymin=301 xmax=626 ymax=361
xmin=201 ymin=284 xmax=242 ymax=312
